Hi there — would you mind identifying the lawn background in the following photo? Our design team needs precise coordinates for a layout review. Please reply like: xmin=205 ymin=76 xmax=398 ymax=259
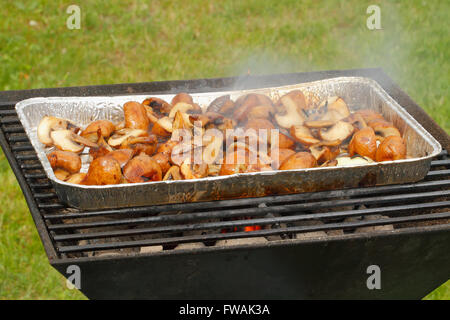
xmin=0 ymin=0 xmax=448 ymax=300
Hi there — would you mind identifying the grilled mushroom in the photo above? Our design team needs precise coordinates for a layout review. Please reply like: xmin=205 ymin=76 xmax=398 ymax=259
xmin=104 ymin=149 xmax=135 ymax=168
xmin=108 ymin=128 xmax=148 ymax=147
xmin=318 ymin=121 xmax=354 ymax=142
xmin=367 ymin=119 xmax=401 ymax=138
xmin=65 ymin=172 xmax=87 ymax=184
xmin=171 ymin=92 xmax=194 ymax=105
xmin=151 ymin=152 xmax=171 ymax=175
xmin=290 ymin=125 xmax=320 ymax=146
xmin=37 ymin=116 xmax=69 ymax=146
xmin=123 ymin=153 xmax=162 ymax=183
xmin=152 ymin=117 xmax=173 ymax=136
xmin=274 ymin=92 xmax=306 ymax=128
xmin=348 ymin=127 xmax=377 ymax=160
xmin=80 ymin=120 xmax=115 ymax=143
xmin=47 ymin=150 xmax=81 ymax=174
xmin=83 ymin=156 xmax=122 ymax=185
xmin=124 ymin=101 xmax=150 ymax=131
xmin=51 ymin=130 xmax=98 ymax=153
xmin=279 ymin=152 xmax=317 ymax=170
xmin=142 ymin=97 xmax=172 ymax=114
xmin=163 ymin=166 xmax=182 ymax=180
xmin=375 ymin=135 xmax=406 ymax=162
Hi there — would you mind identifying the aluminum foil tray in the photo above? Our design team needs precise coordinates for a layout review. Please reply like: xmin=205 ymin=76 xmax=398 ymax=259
xmin=15 ymin=77 xmax=442 ymax=210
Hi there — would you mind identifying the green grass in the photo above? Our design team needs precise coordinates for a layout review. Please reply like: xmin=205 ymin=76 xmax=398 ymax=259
xmin=0 ymin=0 xmax=448 ymax=300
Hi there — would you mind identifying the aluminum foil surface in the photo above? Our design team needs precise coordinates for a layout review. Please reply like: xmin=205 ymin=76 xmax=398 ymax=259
xmin=15 ymin=77 xmax=442 ymax=209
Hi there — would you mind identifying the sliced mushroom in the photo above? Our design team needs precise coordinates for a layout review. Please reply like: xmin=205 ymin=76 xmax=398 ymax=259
xmin=367 ymin=119 xmax=401 ymax=138
xmin=51 ymin=130 xmax=97 ymax=153
xmin=65 ymin=172 xmax=87 ymax=184
xmin=309 ymin=145 xmax=340 ymax=164
xmin=152 ymin=116 xmax=173 ymax=136
xmin=327 ymin=97 xmax=350 ymax=118
xmin=123 ymin=101 xmax=150 ymax=131
xmin=319 ymin=121 xmax=354 ymax=142
xmin=108 ymin=128 xmax=148 ymax=147
xmin=304 ymin=120 xmax=335 ymax=129
xmin=348 ymin=127 xmax=377 ymax=160
xmin=180 ymin=159 xmax=208 ymax=180
xmin=203 ymin=135 xmax=223 ymax=164
xmin=247 ymin=105 xmax=273 ymax=119
xmin=169 ymin=102 xmax=195 ymax=118
xmin=142 ymin=97 xmax=172 ymax=114
xmin=274 ymin=94 xmax=306 ymax=128
xmin=279 ymin=152 xmax=317 ymax=170
xmin=375 ymin=136 xmax=406 ymax=162
xmin=104 ymin=149 xmax=135 ymax=168
xmin=336 ymin=155 xmax=374 ymax=166
xmin=89 ymin=136 xmax=114 ymax=159
xmin=120 ymin=135 xmax=157 ymax=156
xmin=54 ymin=169 xmax=70 ymax=181
xmin=172 ymin=111 xmax=193 ymax=130
xmin=37 ymin=116 xmax=69 ymax=146
xmin=47 ymin=150 xmax=81 ymax=174
xmin=290 ymin=125 xmax=320 ymax=146
xmin=163 ymin=166 xmax=182 ymax=180
xmin=80 ymin=120 xmax=115 ymax=143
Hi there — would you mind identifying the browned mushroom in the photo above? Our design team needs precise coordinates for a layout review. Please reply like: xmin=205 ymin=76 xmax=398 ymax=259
xmin=119 ymin=135 xmax=157 ymax=156
xmin=163 ymin=166 xmax=182 ymax=180
xmin=65 ymin=172 xmax=87 ymax=184
xmin=318 ymin=121 xmax=354 ymax=142
xmin=348 ymin=127 xmax=377 ymax=160
xmin=104 ymin=149 xmax=135 ymax=168
xmin=274 ymin=91 xmax=306 ymax=128
xmin=123 ymin=101 xmax=150 ymax=131
xmin=279 ymin=152 xmax=317 ymax=170
xmin=367 ymin=119 xmax=401 ymax=138
xmin=142 ymin=97 xmax=172 ymax=114
xmin=354 ymin=109 xmax=384 ymax=123
xmin=123 ymin=153 xmax=162 ymax=183
xmin=375 ymin=136 xmax=407 ymax=162
xmin=270 ymin=148 xmax=296 ymax=169
xmin=83 ymin=156 xmax=122 ymax=185
xmin=152 ymin=152 xmax=171 ymax=175
xmin=171 ymin=92 xmax=194 ymax=105
xmin=80 ymin=120 xmax=115 ymax=143
xmin=290 ymin=125 xmax=320 ymax=146
xmin=108 ymin=128 xmax=148 ymax=147
xmin=47 ymin=150 xmax=82 ymax=174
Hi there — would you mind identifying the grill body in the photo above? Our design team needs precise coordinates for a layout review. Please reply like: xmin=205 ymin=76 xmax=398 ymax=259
xmin=0 ymin=68 xmax=449 ymax=299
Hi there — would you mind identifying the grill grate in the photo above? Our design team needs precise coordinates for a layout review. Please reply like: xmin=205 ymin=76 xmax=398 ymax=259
xmin=1 ymin=102 xmax=449 ymax=258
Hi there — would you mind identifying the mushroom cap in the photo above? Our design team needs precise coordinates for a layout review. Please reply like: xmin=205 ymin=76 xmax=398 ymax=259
xmin=348 ymin=127 xmax=377 ymax=160
xmin=38 ymin=116 xmax=68 ymax=145
xmin=83 ymin=156 xmax=122 ymax=185
xmin=279 ymin=152 xmax=317 ymax=170
xmin=375 ymin=136 xmax=407 ymax=162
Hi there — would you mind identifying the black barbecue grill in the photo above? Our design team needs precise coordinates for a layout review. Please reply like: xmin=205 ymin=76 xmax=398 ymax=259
xmin=0 ymin=68 xmax=449 ymax=299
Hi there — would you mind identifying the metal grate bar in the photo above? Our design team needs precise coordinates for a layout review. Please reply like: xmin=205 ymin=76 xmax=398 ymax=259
xmin=52 ymin=201 xmax=450 ymax=242
xmin=47 ymin=191 xmax=450 ymax=230
xmin=57 ymin=210 xmax=450 ymax=253
xmin=43 ymin=178 xmax=450 ymax=220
